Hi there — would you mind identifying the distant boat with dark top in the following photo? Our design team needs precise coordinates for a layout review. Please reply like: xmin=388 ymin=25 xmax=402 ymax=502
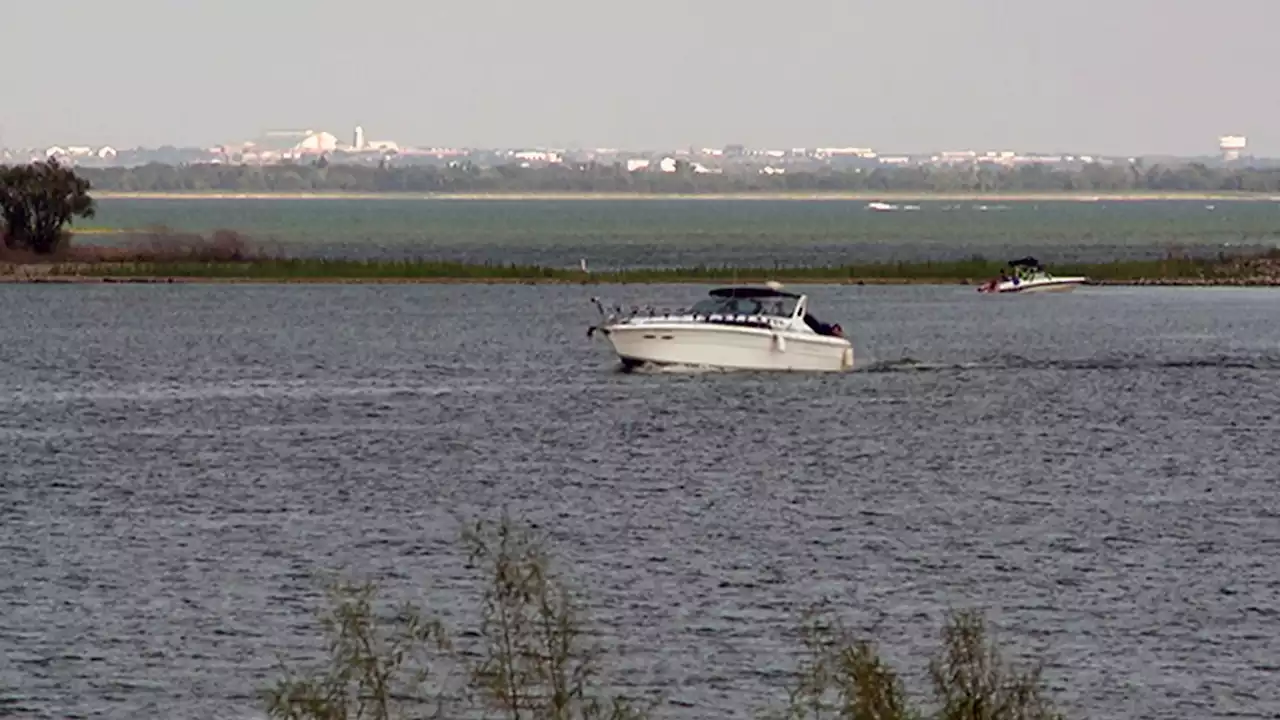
xmin=978 ymin=257 xmax=1087 ymax=294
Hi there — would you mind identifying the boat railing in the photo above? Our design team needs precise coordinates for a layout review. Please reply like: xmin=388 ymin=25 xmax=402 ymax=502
xmin=591 ymin=296 xmax=804 ymax=328
xmin=594 ymin=289 xmax=835 ymax=327
xmin=591 ymin=296 xmax=701 ymax=324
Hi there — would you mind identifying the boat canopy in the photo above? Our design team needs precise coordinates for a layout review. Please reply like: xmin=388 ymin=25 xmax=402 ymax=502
xmin=693 ymin=289 xmax=800 ymax=319
xmin=708 ymin=286 xmax=801 ymax=300
xmin=1008 ymin=256 xmax=1042 ymax=268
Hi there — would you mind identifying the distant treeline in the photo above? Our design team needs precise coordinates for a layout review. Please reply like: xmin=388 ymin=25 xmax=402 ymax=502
xmin=71 ymin=160 xmax=1280 ymax=194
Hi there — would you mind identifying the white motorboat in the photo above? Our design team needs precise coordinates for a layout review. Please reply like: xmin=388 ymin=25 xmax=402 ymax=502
xmin=977 ymin=257 xmax=1087 ymax=294
xmin=588 ymin=283 xmax=854 ymax=372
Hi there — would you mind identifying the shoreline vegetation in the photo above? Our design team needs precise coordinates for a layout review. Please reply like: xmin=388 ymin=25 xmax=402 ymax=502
xmin=3 ymin=229 xmax=1280 ymax=286
xmin=265 ymin=512 xmax=1067 ymax=720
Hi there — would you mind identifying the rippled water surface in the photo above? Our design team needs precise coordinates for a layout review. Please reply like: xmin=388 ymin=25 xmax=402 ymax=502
xmin=2 ymin=283 xmax=1279 ymax=719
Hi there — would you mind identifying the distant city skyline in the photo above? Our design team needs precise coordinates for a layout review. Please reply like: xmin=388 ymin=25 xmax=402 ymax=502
xmin=2 ymin=127 xmax=1267 ymax=162
xmin=3 ymin=1 xmax=1279 ymax=155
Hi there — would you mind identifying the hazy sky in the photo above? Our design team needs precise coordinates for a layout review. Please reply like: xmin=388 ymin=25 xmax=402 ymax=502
xmin=4 ymin=0 xmax=1278 ymax=155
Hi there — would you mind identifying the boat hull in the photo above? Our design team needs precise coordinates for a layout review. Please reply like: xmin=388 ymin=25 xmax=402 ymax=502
xmin=603 ymin=322 xmax=854 ymax=372
xmin=979 ymin=277 xmax=1086 ymax=294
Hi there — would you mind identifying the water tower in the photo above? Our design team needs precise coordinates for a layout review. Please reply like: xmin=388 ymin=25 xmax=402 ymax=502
xmin=1219 ymin=135 xmax=1246 ymax=162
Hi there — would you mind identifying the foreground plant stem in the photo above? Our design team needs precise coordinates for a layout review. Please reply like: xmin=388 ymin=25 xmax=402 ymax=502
xmin=265 ymin=515 xmax=1067 ymax=720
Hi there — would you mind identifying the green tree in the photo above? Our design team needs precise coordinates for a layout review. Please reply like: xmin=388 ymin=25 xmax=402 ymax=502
xmin=0 ymin=159 xmax=96 ymax=254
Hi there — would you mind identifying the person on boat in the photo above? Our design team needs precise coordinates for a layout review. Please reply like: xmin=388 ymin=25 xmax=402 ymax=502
xmin=803 ymin=312 xmax=841 ymax=336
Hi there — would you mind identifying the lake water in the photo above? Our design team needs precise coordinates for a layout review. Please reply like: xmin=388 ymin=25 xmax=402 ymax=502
xmin=2 ymin=282 xmax=1278 ymax=719
xmin=85 ymin=197 xmax=1280 ymax=267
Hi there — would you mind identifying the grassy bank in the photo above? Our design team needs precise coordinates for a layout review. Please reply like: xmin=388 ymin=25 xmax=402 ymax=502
xmin=4 ymin=229 xmax=1279 ymax=285
xmin=8 ymin=253 xmax=1280 ymax=286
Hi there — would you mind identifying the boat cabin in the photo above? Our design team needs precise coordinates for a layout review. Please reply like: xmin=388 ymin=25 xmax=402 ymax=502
xmin=692 ymin=286 xmax=843 ymax=337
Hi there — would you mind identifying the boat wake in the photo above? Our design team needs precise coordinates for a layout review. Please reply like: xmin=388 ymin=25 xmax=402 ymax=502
xmin=857 ymin=353 xmax=1280 ymax=373
xmin=1002 ymin=354 xmax=1280 ymax=372
xmin=856 ymin=357 xmax=953 ymax=373
xmin=616 ymin=362 xmax=731 ymax=375
xmin=608 ymin=353 xmax=1280 ymax=376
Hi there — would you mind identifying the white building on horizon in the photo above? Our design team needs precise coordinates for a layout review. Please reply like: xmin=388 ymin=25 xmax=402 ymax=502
xmin=1220 ymin=134 xmax=1246 ymax=162
xmin=296 ymin=131 xmax=339 ymax=153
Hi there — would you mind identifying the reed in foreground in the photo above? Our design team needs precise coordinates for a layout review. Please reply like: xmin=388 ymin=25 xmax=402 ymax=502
xmin=264 ymin=512 xmax=648 ymax=720
xmin=262 ymin=579 xmax=453 ymax=720
xmin=265 ymin=513 xmax=1067 ymax=720
xmin=774 ymin=603 xmax=1063 ymax=720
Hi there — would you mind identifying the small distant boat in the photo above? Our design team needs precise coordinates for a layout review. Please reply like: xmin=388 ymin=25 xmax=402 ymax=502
xmin=867 ymin=201 xmax=899 ymax=212
xmin=978 ymin=257 xmax=1087 ymax=294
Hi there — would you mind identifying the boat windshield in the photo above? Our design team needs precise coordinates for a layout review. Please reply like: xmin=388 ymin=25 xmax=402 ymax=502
xmin=690 ymin=295 xmax=798 ymax=317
